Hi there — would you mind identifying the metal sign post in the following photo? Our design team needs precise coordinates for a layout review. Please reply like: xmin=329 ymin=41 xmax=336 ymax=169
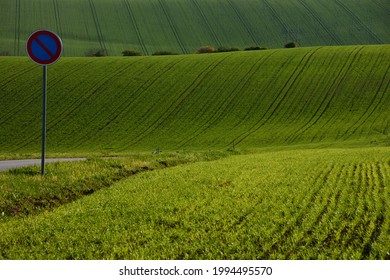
xmin=41 ymin=65 xmax=47 ymax=175
xmin=26 ymin=30 xmax=63 ymax=175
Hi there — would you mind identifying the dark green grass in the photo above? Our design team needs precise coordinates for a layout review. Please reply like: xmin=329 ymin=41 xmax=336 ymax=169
xmin=0 ymin=0 xmax=389 ymax=56
xmin=0 ymin=45 xmax=389 ymax=157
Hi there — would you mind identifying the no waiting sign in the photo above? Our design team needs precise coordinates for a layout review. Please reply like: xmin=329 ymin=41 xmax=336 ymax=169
xmin=27 ymin=30 xmax=63 ymax=65
xmin=26 ymin=29 xmax=63 ymax=175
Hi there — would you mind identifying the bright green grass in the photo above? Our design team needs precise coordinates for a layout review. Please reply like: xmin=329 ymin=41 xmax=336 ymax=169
xmin=0 ymin=45 xmax=389 ymax=158
xmin=0 ymin=0 xmax=389 ymax=56
xmin=0 ymin=147 xmax=388 ymax=259
xmin=0 ymin=150 xmax=230 ymax=221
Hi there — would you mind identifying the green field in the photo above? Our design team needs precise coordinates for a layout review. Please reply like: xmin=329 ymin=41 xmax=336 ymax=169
xmin=0 ymin=147 xmax=389 ymax=259
xmin=0 ymin=44 xmax=389 ymax=259
xmin=1 ymin=45 xmax=389 ymax=157
xmin=1 ymin=0 xmax=389 ymax=56
xmin=1 ymin=0 xmax=389 ymax=259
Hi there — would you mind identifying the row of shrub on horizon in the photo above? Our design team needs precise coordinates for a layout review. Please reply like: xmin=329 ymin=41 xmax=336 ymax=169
xmin=85 ymin=42 xmax=297 ymax=57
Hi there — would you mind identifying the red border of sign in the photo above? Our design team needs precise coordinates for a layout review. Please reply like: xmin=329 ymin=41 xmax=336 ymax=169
xmin=27 ymin=30 xmax=63 ymax=65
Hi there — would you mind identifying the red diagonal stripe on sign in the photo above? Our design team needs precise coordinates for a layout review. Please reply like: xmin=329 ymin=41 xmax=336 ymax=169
xmin=35 ymin=36 xmax=55 ymax=57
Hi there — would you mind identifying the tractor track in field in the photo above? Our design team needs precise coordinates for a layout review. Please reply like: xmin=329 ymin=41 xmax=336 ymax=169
xmin=0 ymin=62 xmax=91 ymax=128
xmin=176 ymin=51 xmax=277 ymax=149
xmin=127 ymin=54 xmax=236 ymax=148
xmin=6 ymin=61 xmax=98 ymax=149
xmin=88 ymin=0 xmax=107 ymax=54
xmin=272 ymin=50 xmax=340 ymax=143
xmin=334 ymin=0 xmax=383 ymax=44
xmin=260 ymin=164 xmax=336 ymax=258
xmin=262 ymin=0 xmax=289 ymax=38
xmin=230 ymin=47 xmax=322 ymax=147
xmin=158 ymin=0 xmax=187 ymax=54
xmin=286 ymin=46 xmax=365 ymax=143
xmin=190 ymin=0 xmax=221 ymax=47
xmin=297 ymin=0 xmax=342 ymax=45
xmin=122 ymin=0 xmax=148 ymax=55
xmin=73 ymin=57 xmax=190 ymax=148
xmin=372 ymin=0 xmax=390 ymax=15
xmin=342 ymin=64 xmax=390 ymax=140
xmin=226 ymin=0 xmax=259 ymax=45
xmin=15 ymin=61 xmax=132 ymax=150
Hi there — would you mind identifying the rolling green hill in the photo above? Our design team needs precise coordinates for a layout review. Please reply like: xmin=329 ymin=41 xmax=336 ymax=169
xmin=1 ymin=0 xmax=389 ymax=56
xmin=0 ymin=45 xmax=389 ymax=156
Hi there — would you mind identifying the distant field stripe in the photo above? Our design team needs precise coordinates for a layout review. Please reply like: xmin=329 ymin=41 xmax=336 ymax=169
xmin=122 ymin=0 xmax=147 ymax=55
xmin=14 ymin=0 xmax=20 ymax=56
xmin=52 ymin=0 xmax=62 ymax=37
xmin=262 ymin=0 xmax=289 ymax=34
xmin=191 ymin=0 xmax=221 ymax=46
xmin=158 ymin=0 xmax=186 ymax=54
xmin=88 ymin=0 xmax=107 ymax=53
xmin=297 ymin=0 xmax=342 ymax=45
xmin=334 ymin=0 xmax=383 ymax=44
xmin=226 ymin=0 xmax=258 ymax=45
xmin=372 ymin=0 xmax=390 ymax=15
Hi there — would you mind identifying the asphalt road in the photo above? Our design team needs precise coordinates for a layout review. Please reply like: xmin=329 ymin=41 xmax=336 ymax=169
xmin=0 ymin=158 xmax=87 ymax=172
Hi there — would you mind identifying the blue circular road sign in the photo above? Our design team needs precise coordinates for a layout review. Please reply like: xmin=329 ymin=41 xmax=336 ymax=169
xmin=27 ymin=30 xmax=63 ymax=65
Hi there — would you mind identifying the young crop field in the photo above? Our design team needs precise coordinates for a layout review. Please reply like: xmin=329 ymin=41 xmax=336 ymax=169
xmin=0 ymin=0 xmax=389 ymax=56
xmin=0 ymin=45 xmax=389 ymax=157
xmin=0 ymin=147 xmax=389 ymax=259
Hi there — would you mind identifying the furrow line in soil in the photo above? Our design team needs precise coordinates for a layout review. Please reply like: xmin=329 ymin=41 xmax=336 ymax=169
xmin=127 ymin=54 xmax=236 ymax=148
xmin=88 ymin=0 xmax=107 ymax=53
xmin=297 ymin=0 xmax=341 ymax=45
xmin=334 ymin=0 xmax=383 ymax=44
xmin=287 ymin=46 xmax=365 ymax=143
xmin=158 ymin=0 xmax=187 ymax=54
xmin=190 ymin=0 xmax=221 ymax=47
xmin=259 ymin=164 xmax=335 ymax=258
xmin=176 ymin=51 xmax=277 ymax=149
xmin=122 ymin=0 xmax=148 ymax=55
xmin=226 ymin=0 xmax=259 ymax=45
xmin=232 ymin=47 xmax=322 ymax=147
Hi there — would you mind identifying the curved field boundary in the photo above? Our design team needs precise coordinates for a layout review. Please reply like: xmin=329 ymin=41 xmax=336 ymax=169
xmin=297 ymin=0 xmax=342 ymax=45
xmin=334 ymin=0 xmax=383 ymax=44
xmin=190 ymin=0 xmax=222 ymax=47
xmin=226 ymin=0 xmax=259 ymax=45
xmin=122 ymin=0 xmax=148 ymax=55
xmin=158 ymin=0 xmax=187 ymax=54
